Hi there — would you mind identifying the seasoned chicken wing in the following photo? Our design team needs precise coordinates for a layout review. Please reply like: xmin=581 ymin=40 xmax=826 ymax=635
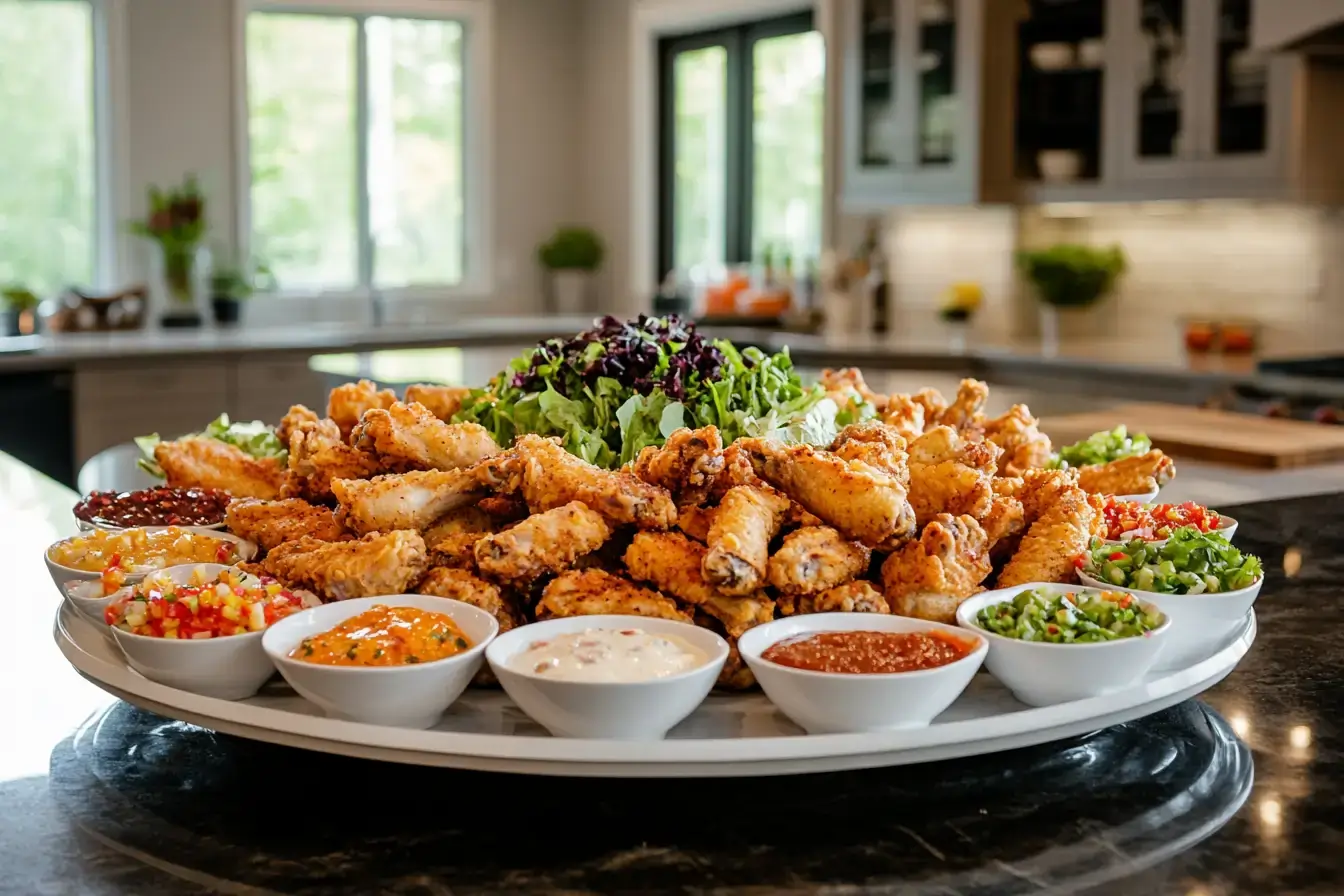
xmin=940 ymin=378 xmax=989 ymax=430
xmin=353 ymin=401 xmax=499 ymax=472
xmin=676 ymin=504 xmax=716 ymax=543
xmin=327 ymin=379 xmax=395 ymax=441
xmin=778 ymin=580 xmax=890 ymax=616
xmin=474 ymin=501 xmax=612 ymax=582
xmin=820 ymin=367 xmax=888 ymax=411
xmin=703 ymin=485 xmax=790 ymax=595
xmin=983 ymin=404 xmax=1053 ymax=476
xmin=707 ymin=441 xmax=763 ymax=504
xmin=910 ymin=388 xmax=949 ymax=430
xmin=767 ymin=526 xmax=871 ymax=595
xmin=332 ymin=468 xmax=489 ymax=535
xmin=422 ymin=505 xmax=495 ymax=544
xmin=283 ymin=421 xmax=382 ymax=505
xmin=906 ymin=425 xmax=999 ymax=527
xmin=623 ymin=530 xmax=721 ymax=606
xmin=881 ymin=513 xmax=992 ymax=624
xmin=1003 ymin=467 xmax=1082 ymax=525
xmin=830 ymin=421 xmax=910 ymax=480
xmin=276 ymin=404 xmax=322 ymax=446
xmin=631 ymin=426 xmax=725 ymax=508
xmin=154 ymin=437 xmax=285 ymax=500
xmin=979 ymin=494 xmax=1027 ymax=547
xmin=996 ymin=487 xmax=1104 ymax=588
xmin=225 ymin=497 xmax=347 ymax=551
xmin=403 ymin=384 xmax=472 ymax=423
xmin=427 ymin=532 xmax=486 ymax=570
xmin=740 ymin=438 xmax=917 ymax=548
xmin=1077 ymin=450 xmax=1176 ymax=496
xmin=699 ymin=592 xmax=775 ymax=638
xmin=416 ymin=568 xmax=524 ymax=633
xmin=513 ymin=434 xmax=676 ymax=529
xmin=261 ymin=530 xmax=427 ymax=601
xmin=536 ymin=569 xmax=691 ymax=622
xmin=880 ymin=395 xmax=927 ymax=441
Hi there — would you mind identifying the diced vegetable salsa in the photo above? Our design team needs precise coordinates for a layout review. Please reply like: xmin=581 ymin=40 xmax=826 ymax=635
xmin=1082 ymin=527 xmax=1262 ymax=594
xmin=105 ymin=566 xmax=313 ymax=639
xmin=976 ymin=587 xmax=1164 ymax=643
xmin=1102 ymin=498 xmax=1222 ymax=542
xmin=1050 ymin=425 xmax=1152 ymax=469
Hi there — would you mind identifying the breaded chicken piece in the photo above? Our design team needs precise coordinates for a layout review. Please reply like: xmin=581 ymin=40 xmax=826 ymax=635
xmin=276 ymin=404 xmax=321 ymax=446
xmin=983 ymin=404 xmax=1053 ymax=476
xmin=422 ymin=505 xmax=495 ymax=544
xmin=353 ymin=401 xmax=499 ymax=472
xmin=740 ymin=438 xmax=917 ymax=548
xmin=327 ymin=379 xmax=396 ymax=441
xmin=416 ymin=567 xmax=524 ymax=633
xmin=403 ymin=384 xmax=472 ymax=423
xmin=332 ymin=468 xmax=489 ymax=535
xmin=906 ymin=425 xmax=1000 ymax=527
xmin=631 ymin=426 xmax=725 ymax=508
xmin=1009 ymin=467 xmax=1082 ymax=524
xmin=703 ymin=485 xmax=791 ymax=595
xmin=261 ymin=530 xmax=427 ymax=601
xmin=474 ymin=501 xmax=612 ymax=582
xmin=830 ymin=421 xmax=910 ymax=480
xmin=283 ymin=421 xmax=382 ymax=505
xmin=980 ymin=494 xmax=1027 ymax=547
xmin=699 ymin=592 xmax=775 ymax=638
xmin=881 ymin=513 xmax=992 ymax=624
xmin=996 ymin=488 xmax=1104 ymax=588
xmin=767 ymin=526 xmax=872 ymax=595
xmin=513 ymin=434 xmax=676 ymax=529
xmin=819 ymin=367 xmax=888 ymax=411
xmin=707 ymin=441 xmax=763 ymax=503
xmin=624 ymin=531 xmax=721 ymax=606
xmin=154 ymin=437 xmax=285 ymax=500
xmin=427 ymin=532 xmax=486 ymax=569
xmin=478 ymin=494 xmax=529 ymax=523
xmin=880 ymin=395 xmax=927 ymax=442
xmin=676 ymin=504 xmax=716 ymax=543
xmin=778 ymin=580 xmax=890 ymax=616
xmin=940 ymin=378 xmax=989 ymax=430
xmin=911 ymin=388 xmax=949 ymax=430
xmin=1077 ymin=450 xmax=1176 ymax=496
xmin=536 ymin=569 xmax=691 ymax=622
xmin=715 ymin=643 xmax=757 ymax=691
xmin=225 ymin=497 xmax=347 ymax=551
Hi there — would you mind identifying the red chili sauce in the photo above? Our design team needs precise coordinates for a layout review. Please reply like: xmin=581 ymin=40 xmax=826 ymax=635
xmin=73 ymin=487 xmax=232 ymax=528
xmin=761 ymin=630 xmax=975 ymax=674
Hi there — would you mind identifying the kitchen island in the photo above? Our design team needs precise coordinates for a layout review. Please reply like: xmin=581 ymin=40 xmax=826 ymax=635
xmin=4 ymin=450 xmax=1340 ymax=895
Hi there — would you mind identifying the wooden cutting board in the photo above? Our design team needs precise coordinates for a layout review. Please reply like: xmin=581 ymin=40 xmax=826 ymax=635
xmin=1041 ymin=402 xmax=1344 ymax=469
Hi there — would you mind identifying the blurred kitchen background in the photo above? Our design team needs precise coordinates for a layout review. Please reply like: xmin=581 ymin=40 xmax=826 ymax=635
xmin=4 ymin=0 xmax=1344 ymax=494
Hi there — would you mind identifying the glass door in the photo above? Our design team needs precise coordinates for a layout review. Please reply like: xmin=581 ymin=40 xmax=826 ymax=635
xmin=1135 ymin=0 xmax=1187 ymax=161
xmin=916 ymin=0 xmax=957 ymax=167
xmin=858 ymin=0 xmax=898 ymax=168
xmin=1210 ymin=0 xmax=1267 ymax=157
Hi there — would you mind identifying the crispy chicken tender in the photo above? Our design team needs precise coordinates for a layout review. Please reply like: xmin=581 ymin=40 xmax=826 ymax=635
xmin=225 ymin=497 xmax=347 ymax=551
xmin=623 ymin=531 xmax=721 ymax=606
xmin=536 ymin=569 xmax=691 ymax=622
xmin=778 ymin=580 xmax=890 ymax=616
xmin=332 ymin=468 xmax=489 ymax=535
xmin=819 ymin=367 xmax=888 ymax=411
xmin=276 ymin=404 xmax=321 ymax=446
xmin=416 ymin=568 xmax=524 ymax=633
xmin=283 ymin=421 xmax=383 ymax=505
xmin=740 ymin=438 xmax=917 ymax=548
xmin=327 ymin=379 xmax=395 ymax=441
xmin=996 ymin=487 xmax=1104 ymax=588
xmin=427 ymin=532 xmax=486 ymax=569
xmin=881 ymin=513 xmax=992 ymax=624
xmin=154 ymin=437 xmax=285 ymax=499
xmin=423 ymin=505 xmax=495 ymax=544
xmin=513 ymin=434 xmax=676 ymax=529
xmin=703 ymin=485 xmax=791 ymax=595
xmin=474 ymin=501 xmax=612 ymax=582
xmin=261 ymin=530 xmax=427 ymax=601
xmin=353 ymin=401 xmax=499 ymax=472
xmin=983 ymin=405 xmax=1054 ymax=476
xmin=830 ymin=421 xmax=910 ymax=480
xmin=906 ymin=425 xmax=999 ymax=527
xmin=631 ymin=426 xmax=725 ymax=508
xmin=940 ymin=378 xmax=990 ymax=430
xmin=1077 ymin=450 xmax=1176 ymax=496
xmin=403 ymin=384 xmax=472 ymax=423
xmin=767 ymin=526 xmax=871 ymax=595
xmin=699 ymin=593 xmax=775 ymax=638
xmin=880 ymin=395 xmax=927 ymax=441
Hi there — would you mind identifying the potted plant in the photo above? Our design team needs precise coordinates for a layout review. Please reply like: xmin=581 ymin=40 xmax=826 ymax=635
xmin=937 ymin=281 xmax=982 ymax=353
xmin=128 ymin=175 xmax=208 ymax=327
xmin=1 ymin=284 xmax=40 ymax=336
xmin=538 ymin=226 xmax=604 ymax=314
xmin=1016 ymin=243 xmax=1126 ymax=350
xmin=209 ymin=256 xmax=274 ymax=326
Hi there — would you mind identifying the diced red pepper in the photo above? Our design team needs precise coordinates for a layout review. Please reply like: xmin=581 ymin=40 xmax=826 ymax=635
xmin=1108 ymin=551 xmax=1127 ymax=561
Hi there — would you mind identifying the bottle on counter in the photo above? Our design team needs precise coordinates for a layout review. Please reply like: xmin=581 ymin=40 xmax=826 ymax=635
xmin=858 ymin=220 xmax=889 ymax=335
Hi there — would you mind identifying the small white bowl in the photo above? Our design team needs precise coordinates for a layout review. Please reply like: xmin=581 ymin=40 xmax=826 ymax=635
xmin=64 ymin=579 xmax=135 ymax=627
xmin=956 ymin=584 xmax=1171 ymax=707
xmin=107 ymin=563 xmax=312 ymax=700
xmin=44 ymin=527 xmax=257 ymax=595
xmin=264 ymin=595 xmax=499 ymax=729
xmin=1103 ymin=514 xmax=1238 ymax=547
xmin=739 ymin=613 xmax=987 ymax=734
xmin=1077 ymin=570 xmax=1261 ymax=670
xmin=1030 ymin=42 xmax=1075 ymax=71
xmin=486 ymin=616 xmax=728 ymax=740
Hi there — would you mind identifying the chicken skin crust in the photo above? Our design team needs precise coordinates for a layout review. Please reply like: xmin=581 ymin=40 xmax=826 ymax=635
xmin=327 ymin=379 xmax=396 ymax=441
xmin=631 ymin=425 xmax=725 ymax=508
xmin=260 ymin=530 xmax=427 ymax=602
xmin=154 ymin=437 xmax=285 ymax=500
xmin=225 ymin=497 xmax=347 ymax=551
xmin=881 ymin=513 xmax=992 ymax=624
xmin=1076 ymin=450 xmax=1176 ymax=497
xmin=767 ymin=526 xmax=871 ymax=595
xmin=403 ymin=384 xmax=472 ymax=423
xmin=513 ymin=434 xmax=676 ymax=529
xmin=332 ymin=468 xmax=490 ymax=536
xmin=536 ymin=569 xmax=691 ymax=622
xmin=415 ymin=567 xmax=524 ymax=633
xmin=996 ymin=488 xmax=1104 ymax=588
xmin=353 ymin=401 xmax=499 ymax=472
xmin=473 ymin=501 xmax=612 ymax=582
xmin=906 ymin=425 xmax=999 ymax=528
xmin=982 ymin=404 xmax=1053 ymax=476
xmin=778 ymin=580 xmax=890 ymax=616
xmin=283 ymin=420 xmax=383 ymax=505
xmin=623 ymin=531 xmax=721 ymax=607
xmin=703 ymin=484 xmax=790 ymax=596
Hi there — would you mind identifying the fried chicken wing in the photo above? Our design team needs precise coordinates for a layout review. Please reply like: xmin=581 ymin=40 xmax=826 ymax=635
xmin=403 ymin=384 xmax=472 ymax=423
xmin=911 ymin=388 xmax=949 ymax=430
xmin=327 ymin=379 xmax=395 ymax=441
xmin=767 ymin=526 xmax=871 ymax=595
xmin=830 ymin=421 xmax=910 ymax=480
xmin=276 ymin=404 xmax=322 ymax=445
xmin=283 ymin=421 xmax=383 ymax=505
xmin=514 ymin=434 xmax=676 ymax=529
xmin=983 ymin=404 xmax=1053 ymax=476
xmin=703 ymin=485 xmax=790 ymax=595
xmin=940 ymin=378 xmax=989 ymax=430
xmin=261 ymin=530 xmax=427 ymax=601
xmin=819 ymin=367 xmax=888 ymax=411
xmin=623 ymin=530 xmax=721 ymax=606
xmin=979 ymin=494 xmax=1026 ymax=547
xmin=225 ymin=497 xmax=347 ymax=551
xmin=880 ymin=395 xmax=927 ymax=441
xmin=778 ymin=580 xmax=890 ymax=616
xmin=536 ymin=569 xmax=690 ymax=622
xmin=427 ymin=532 xmax=486 ymax=569
xmin=473 ymin=501 xmax=612 ymax=582
xmin=1006 ymin=467 xmax=1082 ymax=524
xmin=631 ymin=426 xmax=725 ymax=508
xmin=332 ymin=468 xmax=489 ymax=535
xmin=881 ymin=513 xmax=992 ymax=624
xmin=1077 ymin=450 xmax=1176 ymax=496
xmin=996 ymin=487 xmax=1103 ymax=588
xmin=422 ymin=504 xmax=495 ymax=544
xmin=416 ymin=567 xmax=524 ymax=633
xmin=353 ymin=401 xmax=499 ymax=472
xmin=154 ymin=437 xmax=285 ymax=499
xmin=699 ymin=592 xmax=775 ymax=638
xmin=676 ymin=504 xmax=716 ymax=542
xmin=906 ymin=426 xmax=999 ymax=527
xmin=740 ymin=438 xmax=917 ymax=548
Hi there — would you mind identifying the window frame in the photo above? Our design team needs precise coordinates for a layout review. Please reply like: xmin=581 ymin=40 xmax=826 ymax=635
xmin=656 ymin=9 xmax=815 ymax=280
xmin=235 ymin=0 xmax=493 ymax=300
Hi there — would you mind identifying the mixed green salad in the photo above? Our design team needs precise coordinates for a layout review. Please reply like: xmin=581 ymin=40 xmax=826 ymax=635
xmin=1082 ymin=526 xmax=1263 ymax=594
xmin=135 ymin=414 xmax=287 ymax=478
xmin=976 ymin=587 xmax=1165 ymax=643
xmin=451 ymin=315 xmax=873 ymax=467
xmin=1049 ymin=425 xmax=1152 ymax=469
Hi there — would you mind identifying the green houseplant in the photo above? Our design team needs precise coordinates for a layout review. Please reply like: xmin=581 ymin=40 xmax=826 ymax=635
xmin=538 ymin=226 xmax=605 ymax=314
xmin=209 ymin=256 xmax=274 ymax=326
xmin=128 ymin=175 xmax=208 ymax=327
xmin=1 ymin=284 xmax=40 ymax=336
xmin=1017 ymin=244 xmax=1127 ymax=351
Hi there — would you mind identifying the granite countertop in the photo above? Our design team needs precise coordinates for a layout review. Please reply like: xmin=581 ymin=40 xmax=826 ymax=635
xmin=3 ymin=452 xmax=1341 ymax=894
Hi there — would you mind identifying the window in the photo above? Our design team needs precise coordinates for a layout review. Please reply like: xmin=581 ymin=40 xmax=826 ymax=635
xmin=658 ymin=12 xmax=824 ymax=280
xmin=244 ymin=2 xmax=481 ymax=294
xmin=0 ymin=0 xmax=97 ymax=295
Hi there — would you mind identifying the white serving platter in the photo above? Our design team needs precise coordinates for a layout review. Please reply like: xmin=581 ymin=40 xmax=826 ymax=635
xmin=55 ymin=602 xmax=1255 ymax=778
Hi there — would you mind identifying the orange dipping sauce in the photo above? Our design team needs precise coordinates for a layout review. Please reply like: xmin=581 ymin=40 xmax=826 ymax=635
xmin=291 ymin=605 xmax=472 ymax=666
xmin=761 ymin=630 xmax=974 ymax=675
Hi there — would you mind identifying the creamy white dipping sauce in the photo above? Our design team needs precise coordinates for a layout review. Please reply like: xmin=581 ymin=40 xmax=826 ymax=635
xmin=510 ymin=627 xmax=707 ymax=682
